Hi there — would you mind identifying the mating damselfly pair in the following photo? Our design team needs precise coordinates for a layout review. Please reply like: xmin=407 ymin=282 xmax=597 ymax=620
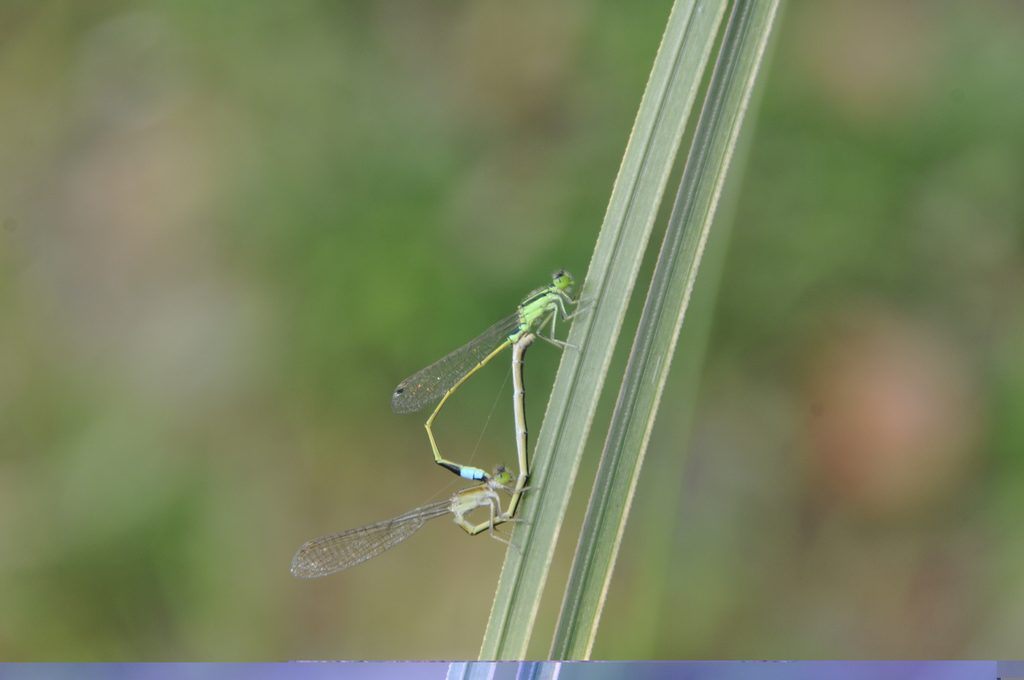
xmin=291 ymin=270 xmax=580 ymax=578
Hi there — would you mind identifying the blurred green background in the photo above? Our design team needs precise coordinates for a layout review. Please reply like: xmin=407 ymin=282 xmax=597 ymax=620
xmin=2 ymin=0 xmax=1023 ymax=661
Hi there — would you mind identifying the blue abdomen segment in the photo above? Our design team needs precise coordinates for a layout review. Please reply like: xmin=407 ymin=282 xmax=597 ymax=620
xmin=461 ymin=467 xmax=488 ymax=481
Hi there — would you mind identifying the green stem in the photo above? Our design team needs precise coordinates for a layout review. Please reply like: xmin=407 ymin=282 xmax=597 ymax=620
xmin=549 ymin=0 xmax=783 ymax=659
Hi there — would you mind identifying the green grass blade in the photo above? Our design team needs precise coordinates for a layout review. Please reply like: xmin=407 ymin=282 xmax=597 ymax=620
xmin=476 ymin=0 xmax=729 ymax=660
xmin=549 ymin=0 xmax=783 ymax=659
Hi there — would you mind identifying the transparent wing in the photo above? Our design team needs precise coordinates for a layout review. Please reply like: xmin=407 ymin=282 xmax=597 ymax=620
xmin=290 ymin=500 xmax=452 ymax=578
xmin=391 ymin=313 xmax=520 ymax=414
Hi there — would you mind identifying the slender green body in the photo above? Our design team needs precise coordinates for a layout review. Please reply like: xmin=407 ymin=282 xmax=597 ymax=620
xmin=391 ymin=270 xmax=578 ymax=484
xmin=290 ymin=467 xmax=520 ymax=578
xmin=506 ymin=331 xmax=534 ymax=520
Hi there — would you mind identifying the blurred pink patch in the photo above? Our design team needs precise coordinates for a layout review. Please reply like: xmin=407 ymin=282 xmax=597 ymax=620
xmin=803 ymin=305 xmax=981 ymax=517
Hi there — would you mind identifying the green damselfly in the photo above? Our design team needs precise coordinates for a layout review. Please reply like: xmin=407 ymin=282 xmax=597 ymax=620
xmin=391 ymin=270 xmax=578 ymax=487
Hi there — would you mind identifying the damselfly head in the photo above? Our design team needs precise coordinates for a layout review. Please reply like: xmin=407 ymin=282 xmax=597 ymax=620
xmin=551 ymin=269 xmax=574 ymax=293
xmin=491 ymin=465 xmax=513 ymax=487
